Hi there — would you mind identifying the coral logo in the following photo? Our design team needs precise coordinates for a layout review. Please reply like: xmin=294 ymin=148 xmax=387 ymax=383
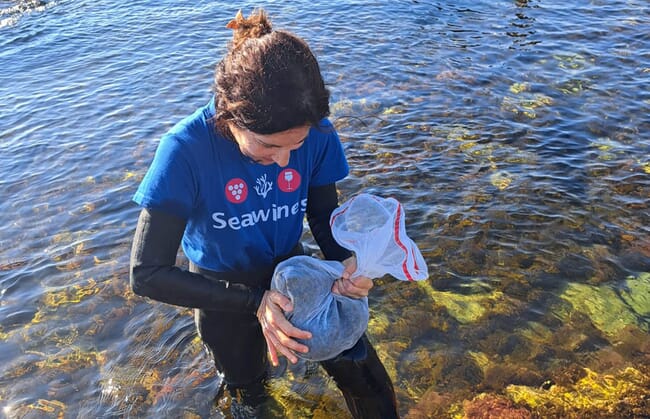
xmin=225 ymin=178 xmax=248 ymax=203
xmin=254 ymin=174 xmax=273 ymax=198
xmin=278 ymin=169 xmax=301 ymax=193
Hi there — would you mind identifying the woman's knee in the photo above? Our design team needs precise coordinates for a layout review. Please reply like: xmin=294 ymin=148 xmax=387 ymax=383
xmin=195 ymin=308 xmax=268 ymax=386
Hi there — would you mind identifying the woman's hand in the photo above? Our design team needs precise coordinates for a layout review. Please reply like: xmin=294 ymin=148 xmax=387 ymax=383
xmin=256 ymin=290 xmax=311 ymax=367
xmin=331 ymin=255 xmax=373 ymax=298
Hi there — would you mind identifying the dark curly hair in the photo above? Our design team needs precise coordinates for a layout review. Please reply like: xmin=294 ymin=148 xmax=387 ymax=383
xmin=213 ymin=9 xmax=330 ymax=137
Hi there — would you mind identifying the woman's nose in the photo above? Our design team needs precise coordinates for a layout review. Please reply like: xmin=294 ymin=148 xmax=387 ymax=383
xmin=273 ymin=149 xmax=291 ymax=167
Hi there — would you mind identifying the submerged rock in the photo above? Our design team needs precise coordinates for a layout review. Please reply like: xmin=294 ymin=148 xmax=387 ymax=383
xmin=417 ymin=280 xmax=517 ymax=324
xmin=557 ymin=282 xmax=645 ymax=337
xmin=620 ymin=272 xmax=650 ymax=317
xmin=556 ymin=254 xmax=596 ymax=282
xmin=481 ymin=364 xmax=543 ymax=391
xmin=618 ymin=251 xmax=650 ymax=272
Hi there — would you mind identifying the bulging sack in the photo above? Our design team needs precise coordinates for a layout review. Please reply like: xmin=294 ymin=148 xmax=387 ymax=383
xmin=270 ymin=193 xmax=428 ymax=361
xmin=270 ymin=255 xmax=369 ymax=361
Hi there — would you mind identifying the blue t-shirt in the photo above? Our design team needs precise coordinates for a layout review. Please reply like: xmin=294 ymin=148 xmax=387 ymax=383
xmin=133 ymin=99 xmax=349 ymax=272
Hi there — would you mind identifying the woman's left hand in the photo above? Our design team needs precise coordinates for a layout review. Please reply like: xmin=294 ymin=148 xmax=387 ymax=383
xmin=331 ymin=255 xmax=373 ymax=298
xmin=256 ymin=290 xmax=311 ymax=367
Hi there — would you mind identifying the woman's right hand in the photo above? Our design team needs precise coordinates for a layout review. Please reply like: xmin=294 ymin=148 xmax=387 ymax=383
xmin=256 ymin=290 xmax=311 ymax=366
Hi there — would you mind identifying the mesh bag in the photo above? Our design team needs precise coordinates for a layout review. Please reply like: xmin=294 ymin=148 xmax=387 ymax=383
xmin=330 ymin=193 xmax=429 ymax=281
xmin=270 ymin=193 xmax=428 ymax=361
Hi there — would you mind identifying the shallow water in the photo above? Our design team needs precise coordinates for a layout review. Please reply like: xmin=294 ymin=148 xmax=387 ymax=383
xmin=1 ymin=0 xmax=649 ymax=417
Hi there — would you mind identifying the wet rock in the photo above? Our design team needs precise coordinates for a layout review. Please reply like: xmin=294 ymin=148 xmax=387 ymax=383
xmin=482 ymin=364 xmax=543 ymax=391
xmin=517 ymin=255 xmax=536 ymax=269
xmin=585 ymin=227 xmax=615 ymax=246
xmin=529 ymin=273 xmax=565 ymax=290
xmin=612 ymin=325 xmax=650 ymax=359
xmin=618 ymin=250 xmax=650 ymax=272
xmin=556 ymin=254 xmax=595 ymax=281
xmin=498 ymin=335 xmax=527 ymax=356
xmin=530 ymin=347 xmax=558 ymax=366
xmin=590 ymin=347 xmax=627 ymax=372
xmin=540 ymin=380 xmax=554 ymax=390
xmin=588 ymin=258 xmax=625 ymax=285
xmin=501 ymin=279 xmax=530 ymax=299
xmin=572 ymin=334 xmax=609 ymax=353
xmin=449 ymin=251 xmax=483 ymax=275
xmin=403 ymin=349 xmax=485 ymax=395
xmin=557 ymin=282 xmax=642 ymax=337
xmin=437 ymin=352 xmax=484 ymax=392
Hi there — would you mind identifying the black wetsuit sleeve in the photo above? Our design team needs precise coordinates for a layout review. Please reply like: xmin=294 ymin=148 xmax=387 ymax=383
xmin=306 ymin=183 xmax=353 ymax=262
xmin=129 ymin=208 xmax=264 ymax=312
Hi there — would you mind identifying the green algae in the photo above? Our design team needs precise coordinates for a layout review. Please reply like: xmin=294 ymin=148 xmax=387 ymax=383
xmin=330 ymin=99 xmax=354 ymax=115
xmin=591 ymin=137 xmax=625 ymax=161
xmin=467 ymin=351 xmax=491 ymax=376
xmin=557 ymin=282 xmax=644 ymax=337
xmin=557 ymin=78 xmax=587 ymax=95
xmin=518 ymin=321 xmax=554 ymax=344
xmin=375 ymin=340 xmax=408 ymax=382
xmin=446 ymin=125 xmax=480 ymax=143
xmin=506 ymin=367 xmax=649 ymax=417
xmin=509 ymin=82 xmax=530 ymax=94
xmin=382 ymin=106 xmax=406 ymax=115
xmin=640 ymin=158 xmax=650 ymax=174
xmin=367 ymin=311 xmax=391 ymax=336
xmin=20 ymin=399 xmax=67 ymax=418
xmin=35 ymin=347 xmax=105 ymax=374
xmin=501 ymin=93 xmax=553 ymax=118
xmin=417 ymin=280 xmax=514 ymax=324
xmin=489 ymin=170 xmax=515 ymax=190
xmin=621 ymin=272 xmax=650 ymax=317
xmin=42 ymin=278 xmax=99 ymax=308
xmin=553 ymin=53 xmax=591 ymax=70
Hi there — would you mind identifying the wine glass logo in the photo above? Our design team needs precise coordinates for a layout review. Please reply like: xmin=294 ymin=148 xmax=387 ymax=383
xmin=278 ymin=169 xmax=301 ymax=193
xmin=284 ymin=170 xmax=294 ymax=191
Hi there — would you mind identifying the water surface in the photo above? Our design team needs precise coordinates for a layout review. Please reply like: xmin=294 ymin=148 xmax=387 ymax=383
xmin=1 ymin=0 xmax=649 ymax=417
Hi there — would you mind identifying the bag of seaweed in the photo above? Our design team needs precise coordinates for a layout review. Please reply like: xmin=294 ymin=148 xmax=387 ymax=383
xmin=270 ymin=193 xmax=428 ymax=361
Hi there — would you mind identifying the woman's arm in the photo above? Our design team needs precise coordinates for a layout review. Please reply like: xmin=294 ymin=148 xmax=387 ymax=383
xmin=306 ymin=183 xmax=352 ymax=261
xmin=129 ymin=208 xmax=264 ymax=312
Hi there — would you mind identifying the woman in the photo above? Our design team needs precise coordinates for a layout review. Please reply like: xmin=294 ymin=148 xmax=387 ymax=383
xmin=130 ymin=9 xmax=398 ymax=418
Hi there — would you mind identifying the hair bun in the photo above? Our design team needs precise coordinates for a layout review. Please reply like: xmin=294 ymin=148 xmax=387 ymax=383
xmin=226 ymin=9 xmax=272 ymax=49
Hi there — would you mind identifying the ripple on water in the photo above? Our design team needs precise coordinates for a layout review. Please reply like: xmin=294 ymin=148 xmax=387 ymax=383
xmin=1 ymin=0 xmax=650 ymax=417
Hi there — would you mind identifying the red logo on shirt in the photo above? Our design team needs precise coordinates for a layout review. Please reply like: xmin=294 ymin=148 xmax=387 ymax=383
xmin=277 ymin=169 xmax=301 ymax=193
xmin=225 ymin=178 xmax=248 ymax=203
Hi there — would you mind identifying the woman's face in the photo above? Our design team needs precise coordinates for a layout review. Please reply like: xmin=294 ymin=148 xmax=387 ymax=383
xmin=229 ymin=123 xmax=310 ymax=167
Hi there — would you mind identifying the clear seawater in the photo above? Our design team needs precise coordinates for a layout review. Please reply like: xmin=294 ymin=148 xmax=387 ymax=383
xmin=1 ymin=0 xmax=649 ymax=417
